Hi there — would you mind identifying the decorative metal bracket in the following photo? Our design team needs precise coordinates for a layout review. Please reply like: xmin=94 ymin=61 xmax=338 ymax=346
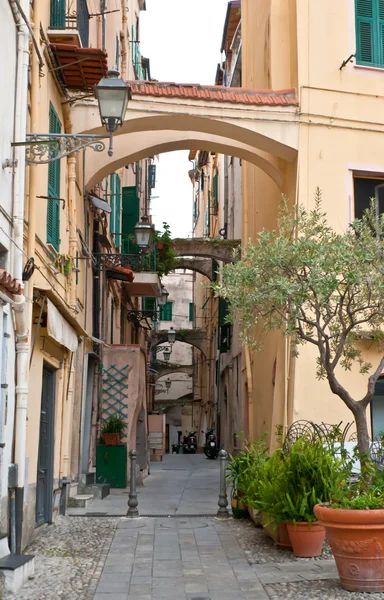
xmin=153 ymin=345 xmax=171 ymax=353
xmin=127 ymin=309 xmax=158 ymax=330
xmin=12 ymin=133 xmax=107 ymax=164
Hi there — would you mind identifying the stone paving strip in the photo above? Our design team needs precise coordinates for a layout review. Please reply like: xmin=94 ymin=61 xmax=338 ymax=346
xmin=8 ymin=515 xmax=384 ymax=600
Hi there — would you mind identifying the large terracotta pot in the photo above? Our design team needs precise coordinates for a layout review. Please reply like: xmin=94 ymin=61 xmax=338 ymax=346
xmin=314 ymin=504 xmax=384 ymax=592
xmin=231 ymin=496 xmax=248 ymax=519
xmin=287 ymin=522 xmax=325 ymax=557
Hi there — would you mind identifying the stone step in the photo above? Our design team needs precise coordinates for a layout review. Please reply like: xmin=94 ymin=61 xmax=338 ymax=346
xmin=79 ymin=472 xmax=95 ymax=486
xmin=79 ymin=483 xmax=110 ymax=500
xmin=0 ymin=554 xmax=35 ymax=593
xmin=68 ymin=494 xmax=94 ymax=508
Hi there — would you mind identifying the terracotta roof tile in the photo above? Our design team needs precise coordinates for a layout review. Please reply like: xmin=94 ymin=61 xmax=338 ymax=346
xmin=128 ymin=81 xmax=298 ymax=107
xmin=0 ymin=269 xmax=23 ymax=295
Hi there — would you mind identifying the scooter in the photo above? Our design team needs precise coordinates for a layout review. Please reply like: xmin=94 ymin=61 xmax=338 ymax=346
xmin=203 ymin=428 xmax=219 ymax=459
xmin=183 ymin=431 xmax=197 ymax=454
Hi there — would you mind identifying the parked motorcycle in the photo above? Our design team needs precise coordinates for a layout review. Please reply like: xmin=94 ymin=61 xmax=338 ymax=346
xmin=183 ymin=431 xmax=197 ymax=454
xmin=203 ymin=429 xmax=219 ymax=459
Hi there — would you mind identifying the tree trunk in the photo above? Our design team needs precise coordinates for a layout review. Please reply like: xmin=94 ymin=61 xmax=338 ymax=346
xmin=352 ymin=402 xmax=372 ymax=485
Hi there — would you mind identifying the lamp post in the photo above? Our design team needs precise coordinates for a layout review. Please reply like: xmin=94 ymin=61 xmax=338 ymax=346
xmin=163 ymin=348 xmax=171 ymax=362
xmin=167 ymin=326 xmax=176 ymax=345
xmin=133 ymin=215 xmax=153 ymax=250
xmin=94 ymin=69 xmax=131 ymax=157
xmin=158 ymin=287 xmax=169 ymax=306
xmin=165 ymin=378 xmax=172 ymax=391
xmin=15 ymin=71 xmax=131 ymax=164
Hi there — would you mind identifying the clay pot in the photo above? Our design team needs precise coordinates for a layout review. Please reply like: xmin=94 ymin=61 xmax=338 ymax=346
xmin=314 ymin=504 xmax=384 ymax=592
xmin=277 ymin=522 xmax=293 ymax=549
xmin=231 ymin=496 xmax=248 ymax=519
xmin=287 ymin=522 xmax=325 ymax=557
xmin=103 ymin=433 xmax=120 ymax=446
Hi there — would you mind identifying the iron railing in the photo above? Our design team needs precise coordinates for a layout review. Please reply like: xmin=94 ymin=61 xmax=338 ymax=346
xmin=95 ymin=251 xmax=157 ymax=273
xmin=50 ymin=0 xmax=89 ymax=47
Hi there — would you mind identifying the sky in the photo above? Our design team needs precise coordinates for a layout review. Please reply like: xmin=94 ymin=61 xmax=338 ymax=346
xmin=140 ymin=0 xmax=229 ymax=237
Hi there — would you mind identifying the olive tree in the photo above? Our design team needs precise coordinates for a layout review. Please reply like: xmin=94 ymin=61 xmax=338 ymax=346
xmin=215 ymin=190 xmax=384 ymax=479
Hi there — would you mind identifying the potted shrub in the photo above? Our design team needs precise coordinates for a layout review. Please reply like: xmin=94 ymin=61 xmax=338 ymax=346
xmin=216 ymin=193 xmax=384 ymax=589
xmin=236 ymin=435 xmax=269 ymax=527
xmin=101 ymin=415 xmax=126 ymax=446
xmin=153 ymin=222 xmax=178 ymax=276
xmin=226 ymin=452 xmax=249 ymax=518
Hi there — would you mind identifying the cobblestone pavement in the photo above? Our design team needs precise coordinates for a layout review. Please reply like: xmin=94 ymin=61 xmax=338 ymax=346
xmin=5 ymin=516 xmax=118 ymax=600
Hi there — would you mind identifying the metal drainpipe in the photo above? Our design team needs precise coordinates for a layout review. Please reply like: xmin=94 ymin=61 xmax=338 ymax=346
xmin=8 ymin=0 xmax=31 ymax=554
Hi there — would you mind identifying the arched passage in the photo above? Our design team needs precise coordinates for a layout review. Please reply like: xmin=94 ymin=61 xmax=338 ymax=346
xmin=84 ymin=132 xmax=285 ymax=191
xmin=152 ymin=329 xmax=207 ymax=357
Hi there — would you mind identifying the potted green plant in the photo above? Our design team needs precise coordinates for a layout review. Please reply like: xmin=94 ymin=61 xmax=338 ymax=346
xmin=101 ymin=415 xmax=127 ymax=446
xmin=153 ymin=222 xmax=177 ymax=277
xmin=216 ymin=193 xmax=384 ymax=588
xmin=235 ymin=435 xmax=268 ymax=526
xmin=225 ymin=451 xmax=249 ymax=518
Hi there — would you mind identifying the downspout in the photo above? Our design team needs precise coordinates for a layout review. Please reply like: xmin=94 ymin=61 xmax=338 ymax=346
xmin=8 ymin=0 xmax=31 ymax=554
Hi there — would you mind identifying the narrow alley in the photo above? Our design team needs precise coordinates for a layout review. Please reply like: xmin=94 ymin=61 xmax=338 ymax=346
xmin=8 ymin=455 xmax=341 ymax=600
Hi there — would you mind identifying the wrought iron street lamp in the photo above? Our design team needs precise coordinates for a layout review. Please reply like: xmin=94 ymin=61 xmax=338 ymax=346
xmin=133 ymin=215 xmax=153 ymax=250
xmin=163 ymin=348 xmax=172 ymax=361
xmin=94 ymin=69 xmax=131 ymax=156
xmin=167 ymin=326 xmax=176 ymax=345
xmin=158 ymin=286 xmax=169 ymax=306
xmin=165 ymin=378 xmax=172 ymax=390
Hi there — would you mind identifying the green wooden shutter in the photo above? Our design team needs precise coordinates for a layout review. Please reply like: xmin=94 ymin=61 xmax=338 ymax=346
xmin=122 ymin=186 xmax=140 ymax=253
xmin=131 ymin=25 xmax=135 ymax=63
xmin=143 ymin=297 xmax=156 ymax=312
xmin=356 ymin=0 xmax=375 ymax=64
xmin=110 ymin=173 xmax=116 ymax=236
xmin=50 ymin=0 xmax=65 ymax=28
xmin=379 ymin=0 xmax=384 ymax=63
xmin=115 ymin=174 xmax=121 ymax=249
xmin=204 ymin=192 xmax=210 ymax=236
xmin=218 ymin=297 xmax=231 ymax=352
xmin=47 ymin=103 xmax=61 ymax=251
xmin=212 ymin=169 xmax=219 ymax=215
xmin=160 ymin=302 xmax=172 ymax=321
xmin=189 ymin=302 xmax=194 ymax=322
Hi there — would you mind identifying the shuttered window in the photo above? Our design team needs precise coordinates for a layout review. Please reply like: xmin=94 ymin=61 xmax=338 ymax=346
xmin=160 ymin=302 xmax=172 ymax=321
xmin=109 ymin=173 xmax=121 ymax=249
xmin=204 ymin=192 xmax=210 ymax=237
xmin=356 ymin=0 xmax=384 ymax=66
xmin=122 ymin=186 xmax=140 ymax=253
xmin=143 ymin=297 xmax=156 ymax=312
xmin=47 ymin=103 xmax=61 ymax=251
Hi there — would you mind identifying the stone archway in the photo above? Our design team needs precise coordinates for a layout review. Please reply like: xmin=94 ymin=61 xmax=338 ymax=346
xmin=175 ymin=258 xmax=213 ymax=280
xmin=72 ymin=82 xmax=299 ymax=191
xmin=152 ymin=329 xmax=207 ymax=357
xmin=173 ymin=238 xmax=240 ymax=263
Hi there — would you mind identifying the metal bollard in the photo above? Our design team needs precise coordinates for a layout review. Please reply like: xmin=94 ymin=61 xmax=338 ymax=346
xmin=127 ymin=449 xmax=139 ymax=518
xmin=217 ymin=449 xmax=229 ymax=518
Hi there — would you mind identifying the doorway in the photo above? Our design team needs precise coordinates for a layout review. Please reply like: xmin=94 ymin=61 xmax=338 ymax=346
xmin=36 ymin=364 xmax=56 ymax=526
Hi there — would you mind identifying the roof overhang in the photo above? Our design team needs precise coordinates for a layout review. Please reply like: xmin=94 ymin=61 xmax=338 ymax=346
xmin=221 ymin=0 xmax=241 ymax=53
xmin=49 ymin=44 xmax=108 ymax=90
xmin=124 ymin=272 xmax=162 ymax=298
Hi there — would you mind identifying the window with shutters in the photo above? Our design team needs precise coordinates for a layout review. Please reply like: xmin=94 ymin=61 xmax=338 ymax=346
xmin=204 ymin=192 xmax=210 ymax=237
xmin=47 ymin=103 xmax=61 ymax=251
xmin=142 ymin=297 xmax=156 ymax=312
xmin=122 ymin=186 xmax=140 ymax=253
xmin=353 ymin=175 xmax=384 ymax=219
xmin=193 ymin=192 xmax=199 ymax=224
xmin=160 ymin=302 xmax=172 ymax=321
xmin=355 ymin=0 xmax=384 ymax=66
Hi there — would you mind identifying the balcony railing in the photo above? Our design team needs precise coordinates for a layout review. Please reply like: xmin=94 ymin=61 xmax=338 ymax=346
xmin=96 ymin=251 xmax=158 ymax=273
xmin=50 ymin=0 xmax=89 ymax=47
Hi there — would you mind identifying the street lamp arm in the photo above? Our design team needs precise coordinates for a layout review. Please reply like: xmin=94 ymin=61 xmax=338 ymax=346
xmin=12 ymin=133 xmax=107 ymax=164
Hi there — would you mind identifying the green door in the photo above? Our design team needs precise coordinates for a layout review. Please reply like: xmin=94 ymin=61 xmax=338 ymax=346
xmin=96 ymin=444 xmax=127 ymax=488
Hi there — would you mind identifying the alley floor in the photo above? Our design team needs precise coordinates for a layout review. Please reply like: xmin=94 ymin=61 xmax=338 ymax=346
xmin=9 ymin=453 xmax=384 ymax=600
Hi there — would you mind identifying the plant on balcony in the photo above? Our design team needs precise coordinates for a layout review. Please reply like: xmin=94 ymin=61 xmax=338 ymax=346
xmin=153 ymin=222 xmax=177 ymax=276
xmin=215 ymin=189 xmax=384 ymax=590
xmin=52 ymin=253 xmax=72 ymax=275
xmin=101 ymin=415 xmax=127 ymax=446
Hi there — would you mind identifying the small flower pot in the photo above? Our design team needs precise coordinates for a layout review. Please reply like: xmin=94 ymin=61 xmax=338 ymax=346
xmin=231 ymin=496 xmax=248 ymax=519
xmin=103 ymin=433 xmax=120 ymax=446
xmin=287 ymin=522 xmax=325 ymax=557
xmin=156 ymin=242 xmax=164 ymax=252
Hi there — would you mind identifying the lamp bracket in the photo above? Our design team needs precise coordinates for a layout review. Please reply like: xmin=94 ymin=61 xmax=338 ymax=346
xmin=153 ymin=345 xmax=171 ymax=353
xmin=12 ymin=133 xmax=107 ymax=164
